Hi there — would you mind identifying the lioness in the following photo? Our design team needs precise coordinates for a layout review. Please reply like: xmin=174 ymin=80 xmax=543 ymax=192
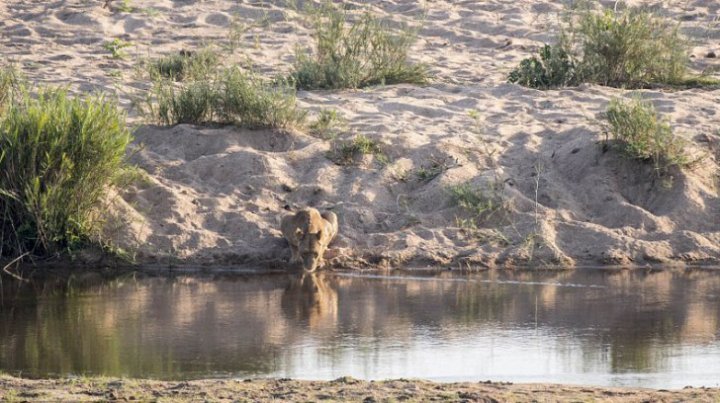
xmin=281 ymin=208 xmax=338 ymax=271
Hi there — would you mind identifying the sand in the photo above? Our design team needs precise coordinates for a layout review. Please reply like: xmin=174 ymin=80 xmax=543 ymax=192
xmin=0 ymin=0 xmax=719 ymax=269
xmin=2 ymin=375 xmax=720 ymax=402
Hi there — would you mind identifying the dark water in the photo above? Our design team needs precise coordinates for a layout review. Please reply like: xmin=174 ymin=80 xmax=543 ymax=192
xmin=1 ymin=269 xmax=720 ymax=388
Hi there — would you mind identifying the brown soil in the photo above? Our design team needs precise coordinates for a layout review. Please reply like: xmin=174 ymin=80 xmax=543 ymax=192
xmin=1 ymin=375 xmax=719 ymax=402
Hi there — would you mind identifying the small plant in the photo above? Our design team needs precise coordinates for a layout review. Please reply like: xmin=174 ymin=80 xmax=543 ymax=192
xmin=449 ymin=181 xmax=505 ymax=222
xmin=292 ymin=5 xmax=429 ymax=89
xmin=116 ymin=0 xmax=134 ymax=13
xmin=148 ymin=49 xmax=219 ymax=81
xmin=331 ymin=135 xmax=387 ymax=165
xmin=103 ymin=38 xmax=132 ymax=59
xmin=605 ymin=97 xmax=688 ymax=174
xmin=0 ymin=88 xmax=132 ymax=257
xmin=145 ymin=67 xmax=305 ymax=129
xmin=415 ymin=155 xmax=458 ymax=182
xmin=0 ymin=66 xmax=20 ymax=111
xmin=309 ymin=109 xmax=346 ymax=139
xmin=508 ymin=44 xmax=578 ymax=89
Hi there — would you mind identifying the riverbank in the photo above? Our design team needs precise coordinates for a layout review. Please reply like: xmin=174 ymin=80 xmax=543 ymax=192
xmin=1 ymin=375 xmax=719 ymax=402
xmin=1 ymin=0 xmax=719 ymax=270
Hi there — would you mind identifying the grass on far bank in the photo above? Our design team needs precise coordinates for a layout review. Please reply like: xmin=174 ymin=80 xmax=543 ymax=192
xmin=292 ymin=4 xmax=429 ymax=90
xmin=509 ymin=7 xmax=719 ymax=89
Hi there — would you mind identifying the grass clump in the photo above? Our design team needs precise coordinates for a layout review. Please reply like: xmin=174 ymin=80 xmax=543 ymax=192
xmin=509 ymin=7 xmax=717 ymax=89
xmin=147 ymin=49 xmax=219 ymax=81
xmin=146 ymin=67 xmax=306 ymax=129
xmin=0 ymin=89 xmax=132 ymax=257
xmin=605 ymin=97 xmax=688 ymax=174
xmin=331 ymin=134 xmax=387 ymax=165
xmin=309 ymin=109 xmax=346 ymax=139
xmin=449 ymin=182 xmax=504 ymax=220
xmin=0 ymin=66 xmax=20 ymax=111
xmin=292 ymin=5 xmax=429 ymax=90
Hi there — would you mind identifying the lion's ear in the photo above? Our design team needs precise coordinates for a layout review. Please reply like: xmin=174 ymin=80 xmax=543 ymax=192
xmin=295 ymin=228 xmax=303 ymax=238
xmin=316 ymin=230 xmax=323 ymax=240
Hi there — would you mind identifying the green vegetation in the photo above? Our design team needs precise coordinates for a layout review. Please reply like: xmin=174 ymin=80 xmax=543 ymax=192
xmin=508 ymin=44 xmax=577 ymax=89
xmin=103 ymin=38 xmax=132 ymax=59
xmin=509 ymin=7 xmax=718 ymax=89
xmin=0 ymin=88 xmax=132 ymax=257
xmin=449 ymin=182 xmax=504 ymax=221
xmin=292 ymin=5 xmax=429 ymax=90
xmin=145 ymin=67 xmax=305 ymax=129
xmin=605 ymin=97 xmax=688 ymax=174
xmin=331 ymin=134 xmax=387 ymax=165
xmin=147 ymin=48 xmax=219 ymax=81
xmin=309 ymin=109 xmax=346 ymax=139
xmin=0 ymin=66 xmax=20 ymax=112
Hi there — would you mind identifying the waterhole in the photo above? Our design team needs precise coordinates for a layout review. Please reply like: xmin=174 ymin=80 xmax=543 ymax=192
xmin=0 ymin=268 xmax=719 ymax=388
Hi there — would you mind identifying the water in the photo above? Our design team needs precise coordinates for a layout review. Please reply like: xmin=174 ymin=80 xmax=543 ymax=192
xmin=1 ymin=268 xmax=719 ymax=388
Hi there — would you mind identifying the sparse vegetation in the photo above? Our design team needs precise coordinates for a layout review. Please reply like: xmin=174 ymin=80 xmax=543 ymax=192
xmin=145 ymin=67 xmax=306 ymax=129
xmin=103 ymin=38 xmax=132 ymax=59
xmin=0 ymin=66 xmax=20 ymax=111
xmin=449 ymin=181 xmax=505 ymax=223
xmin=331 ymin=134 xmax=387 ymax=165
xmin=605 ymin=97 xmax=688 ymax=174
xmin=0 ymin=88 xmax=132 ymax=257
xmin=147 ymin=48 xmax=219 ymax=81
xmin=292 ymin=4 xmax=429 ymax=90
xmin=510 ymin=7 xmax=718 ymax=89
xmin=309 ymin=109 xmax=346 ymax=139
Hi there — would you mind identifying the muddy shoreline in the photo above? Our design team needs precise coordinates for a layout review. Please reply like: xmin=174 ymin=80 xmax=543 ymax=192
xmin=1 ymin=375 xmax=719 ymax=402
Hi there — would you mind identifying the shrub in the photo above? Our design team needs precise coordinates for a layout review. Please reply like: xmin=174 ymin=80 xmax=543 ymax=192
xmin=0 ymin=89 xmax=132 ymax=256
xmin=576 ymin=9 xmax=688 ymax=87
xmin=508 ymin=7 xmax=713 ymax=89
xmin=0 ymin=66 xmax=20 ymax=111
xmin=292 ymin=5 xmax=429 ymax=90
xmin=148 ymin=48 xmax=219 ymax=81
xmin=605 ymin=97 xmax=687 ymax=173
xmin=508 ymin=44 xmax=578 ymax=89
xmin=146 ymin=67 xmax=306 ymax=129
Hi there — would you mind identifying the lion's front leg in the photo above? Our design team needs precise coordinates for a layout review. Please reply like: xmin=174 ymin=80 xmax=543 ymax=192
xmin=289 ymin=242 xmax=301 ymax=264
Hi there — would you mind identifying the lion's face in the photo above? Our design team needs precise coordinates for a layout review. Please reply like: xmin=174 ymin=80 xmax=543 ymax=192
xmin=299 ymin=231 xmax=324 ymax=272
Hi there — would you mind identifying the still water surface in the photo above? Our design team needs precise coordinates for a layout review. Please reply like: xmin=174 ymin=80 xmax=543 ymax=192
xmin=1 ymin=269 xmax=719 ymax=388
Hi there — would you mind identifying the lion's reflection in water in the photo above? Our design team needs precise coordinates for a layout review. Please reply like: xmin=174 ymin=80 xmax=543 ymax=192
xmin=281 ymin=273 xmax=338 ymax=330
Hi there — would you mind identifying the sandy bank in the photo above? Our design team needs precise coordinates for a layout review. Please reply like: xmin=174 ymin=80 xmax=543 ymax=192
xmin=2 ymin=375 xmax=719 ymax=402
xmin=0 ymin=0 xmax=718 ymax=269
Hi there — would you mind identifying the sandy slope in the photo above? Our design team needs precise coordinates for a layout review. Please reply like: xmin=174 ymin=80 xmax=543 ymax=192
xmin=0 ymin=0 xmax=719 ymax=268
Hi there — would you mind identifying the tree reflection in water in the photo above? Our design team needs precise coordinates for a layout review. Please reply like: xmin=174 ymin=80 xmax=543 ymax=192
xmin=0 ymin=269 xmax=718 ymax=387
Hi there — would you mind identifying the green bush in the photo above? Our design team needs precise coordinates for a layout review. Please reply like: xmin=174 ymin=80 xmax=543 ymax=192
xmin=508 ymin=44 xmax=578 ymax=89
xmin=605 ymin=97 xmax=687 ymax=173
xmin=146 ymin=67 xmax=306 ymax=129
xmin=0 ymin=89 xmax=132 ymax=256
xmin=292 ymin=6 xmax=429 ymax=90
xmin=509 ymin=7 xmax=714 ymax=89
xmin=577 ymin=9 xmax=688 ymax=87
xmin=449 ymin=182 xmax=504 ymax=219
xmin=148 ymin=48 xmax=219 ymax=81
xmin=0 ymin=66 xmax=20 ymax=110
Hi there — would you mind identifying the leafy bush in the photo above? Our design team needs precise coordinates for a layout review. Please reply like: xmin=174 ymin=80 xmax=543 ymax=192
xmin=577 ymin=9 xmax=688 ymax=87
xmin=148 ymin=48 xmax=219 ymax=81
xmin=509 ymin=7 xmax=713 ymax=89
xmin=508 ymin=44 xmax=578 ymax=89
xmin=605 ymin=97 xmax=687 ymax=173
xmin=309 ymin=109 xmax=346 ymax=139
xmin=0 ymin=89 xmax=132 ymax=256
xmin=103 ymin=38 xmax=132 ymax=59
xmin=292 ymin=6 xmax=429 ymax=90
xmin=146 ymin=67 xmax=306 ymax=129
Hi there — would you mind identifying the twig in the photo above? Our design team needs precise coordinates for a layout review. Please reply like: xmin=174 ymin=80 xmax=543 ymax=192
xmin=2 ymin=252 xmax=29 ymax=282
